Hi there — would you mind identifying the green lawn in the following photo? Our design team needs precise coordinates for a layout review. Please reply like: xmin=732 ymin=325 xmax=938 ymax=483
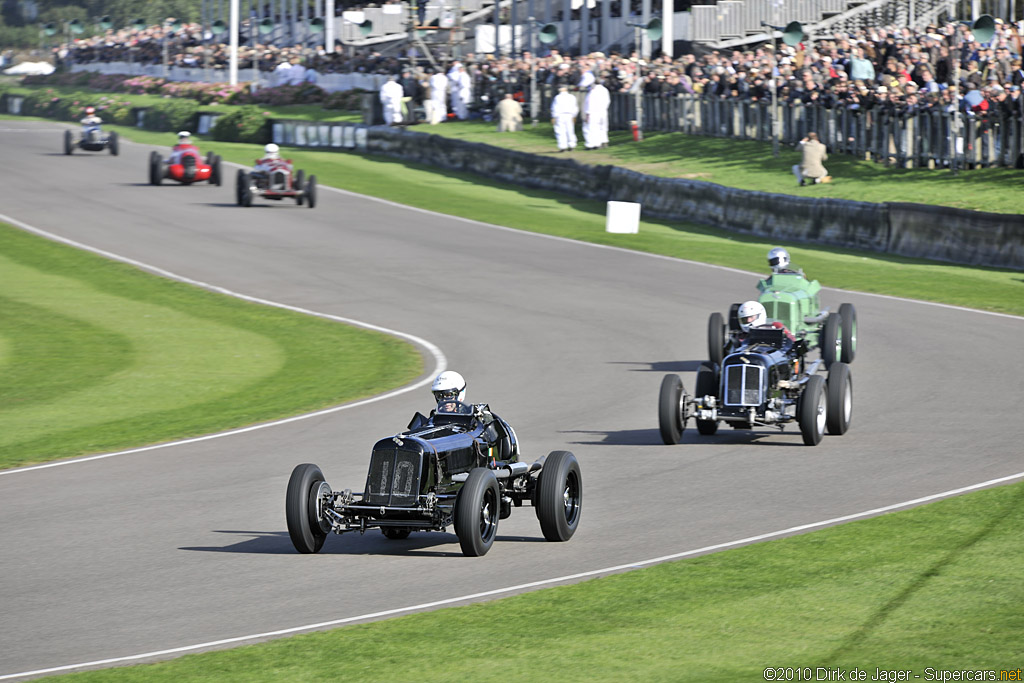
xmin=51 ymin=479 xmax=1024 ymax=682
xmin=0 ymin=223 xmax=421 ymax=469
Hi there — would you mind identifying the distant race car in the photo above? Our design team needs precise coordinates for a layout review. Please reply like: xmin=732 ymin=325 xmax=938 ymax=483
xmin=148 ymin=147 xmax=222 ymax=186
xmin=706 ymin=272 xmax=857 ymax=369
xmin=286 ymin=400 xmax=582 ymax=557
xmin=660 ymin=325 xmax=853 ymax=447
xmin=64 ymin=128 xmax=118 ymax=155
xmin=235 ymin=159 xmax=316 ymax=208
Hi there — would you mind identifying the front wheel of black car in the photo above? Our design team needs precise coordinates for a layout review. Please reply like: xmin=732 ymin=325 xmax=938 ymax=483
xmin=822 ymin=312 xmax=841 ymax=368
xmin=64 ymin=129 xmax=73 ymax=155
xmin=109 ymin=131 xmax=119 ymax=156
xmin=286 ymin=463 xmax=331 ymax=554
xmin=237 ymin=170 xmax=253 ymax=207
xmin=455 ymin=468 xmax=500 ymax=556
xmin=695 ymin=363 xmax=719 ymax=436
xmin=798 ymin=374 xmax=827 ymax=446
xmin=536 ymin=450 xmax=582 ymax=542
xmin=839 ymin=303 xmax=857 ymax=364
xmin=707 ymin=312 xmax=726 ymax=368
xmin=658 ymin=373 xmax=686 ymax=445
xmin=826 ymin=362 xmax=853 ymax=436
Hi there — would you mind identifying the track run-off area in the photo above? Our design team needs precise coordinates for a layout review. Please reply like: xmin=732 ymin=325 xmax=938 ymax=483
xmin=1 ymin=121 xmax=1023 ymax=678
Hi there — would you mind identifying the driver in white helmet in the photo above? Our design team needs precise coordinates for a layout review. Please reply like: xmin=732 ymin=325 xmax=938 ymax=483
xmin=252 ymin=143 xmax=292 ymax=189
xmin=766 ymin=247 xmax=803 ymax=276
xmin=80 ymin=106 xmax=102 ymax=139
xmin=168 ymin=131 xmax=194 ymax=165
xmin=431 ymin=370 xmax=467 ymax=414
xmin=737 ymin=300 xmax=795 ymax=341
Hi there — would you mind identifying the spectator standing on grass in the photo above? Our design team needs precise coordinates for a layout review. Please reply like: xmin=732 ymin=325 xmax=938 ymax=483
xmin=448 ymin=62 xmax=471 ymax=120
xmin=582 ymin=80 xmax=610 ymax=149
xmin=427 ymin=68 xmax=448 ymax=124
xmin=792 ymin=132 xmax=831 ymax=186
xmin=495 ymin=93 xmax=523 ymax=132
xmin=551 ymin=85 xmax=579 ymax=152
xmin=380 ymin=75 xmax=404 ymax=125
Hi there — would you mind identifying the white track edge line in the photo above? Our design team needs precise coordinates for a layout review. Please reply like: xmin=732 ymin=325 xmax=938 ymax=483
xmin=2 ymin=468 xmax=1022 ymax=681
xmin=0 ymin=212 xmax=446 ymax=476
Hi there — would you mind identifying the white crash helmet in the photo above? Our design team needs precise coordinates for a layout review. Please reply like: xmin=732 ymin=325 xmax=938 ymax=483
xmin=264 ymin=143 xmax=280 ymax=159
xmin=767 ymin=247 xmax=790 ymax=273
xmin=177 ymin=130 xmax=191 ymax=142
xmin=431 ymin=370 xmax=466 ymax=403
xmin=737 ymin=300 xmax=767 ymax=332
xmin=85 ymin=106 xmax=95 ymax=115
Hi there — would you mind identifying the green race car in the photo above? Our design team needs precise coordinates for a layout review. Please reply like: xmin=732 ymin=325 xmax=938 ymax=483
xmin=707 ymin=270 xmax=857 ymax=369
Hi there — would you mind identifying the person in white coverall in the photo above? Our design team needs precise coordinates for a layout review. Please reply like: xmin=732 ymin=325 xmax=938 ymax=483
xmin=448 ymin=62 xmax=471 ymax=120
xmin=550 ymin=86 xmax=579 ymax=152
xmin=582 ymin=81 xmax=610 ymax=149
xmin=427 ymin=69 xmax=448 ymax=124
xmin=380 ymin=76 xmax=404 ymax=125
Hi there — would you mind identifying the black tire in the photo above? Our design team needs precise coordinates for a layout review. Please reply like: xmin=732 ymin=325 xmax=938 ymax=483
xmin=658 ymin=373 xmax=686 ymax=445
xmin=798 ymin=374 xmax=827 ymax=446
xmin=235 ymin=169 xmax=247 ymax=206
xmin=64 ymin=129 xmax=73 ymax=155
xmin=839 ymin=303 xmax=857 ymax=364
xmin=295 ymin=169 xmax=305 ymax=205
xmin=707 ymin=312 xmax=726 ymax=368
xmin=238 ymin=171 xmax=253 ymax=207
xmin=205 ymin=151 xmax=214 ymax=165
xmin=454 ymin=468 xmax=500 ymax=557
xmin=381 ymin=528 xmax=411 ymax=540
xmin=536 ymin=450 xmax=582 ymax=542
xmin=305 ymin=174 xmax=317 ymax=208
xmin=109 ymin=131 xmax=119 ymax=156
xmin=148 ymin=151 xmax=162 ymax=185
xmin=821 ymin=312 xmax=841 ymax=368
xmin=728 ymin=302 xmax=742 ymax=332
xmin=826 ymin=362 xmax=853 ymax=436
xmin=210 ymin=155 xmax=222 ymax=186
xmin=285 ymin=463 xmax=331 ymax=554
xmin=695 ymin=363 xmax=719 ymax=436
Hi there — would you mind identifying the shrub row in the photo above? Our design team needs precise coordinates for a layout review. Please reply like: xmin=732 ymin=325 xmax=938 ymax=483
xmin=4 ymin=86 xmax=270 ymax=143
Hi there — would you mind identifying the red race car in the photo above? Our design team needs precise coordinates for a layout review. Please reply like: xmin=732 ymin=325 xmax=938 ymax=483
xmin=148 ymin=132 xmax=221 ymax=186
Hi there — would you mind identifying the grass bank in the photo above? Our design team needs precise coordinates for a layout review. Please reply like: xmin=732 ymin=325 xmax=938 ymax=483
xmin=51 ymin=478 xmax=1024 ymax=681
xmin=0 ymin=222 xmax=421 ymax=469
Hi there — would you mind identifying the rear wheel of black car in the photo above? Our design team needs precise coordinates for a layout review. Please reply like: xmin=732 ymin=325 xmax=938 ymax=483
xmin=455 ymin=468 xmax=500 ymax=556
xmin=536 ymin=450 xmax=582 ymax=542
xmin=821 ymin=312 xmax=841 ymax=368
xmin=286 ymin=463 xmax=332 ymax=554
xmin=695 ymin=363 xmax=719 ymax=436
xmin=210 ymin=154 xmax=222 ymax=186
xmin=798 ymin=374 xmax=827 ymax=446
xmin=658 ymin=373 xmax=687 ymax=445
xmin=839 ymin=303 xmax=857 ymax=364
xmin=381 ymin=528 xmax=411 ymax=540
xmin=826 ymin=362 xmax=853 ymax=435
xmin=148 ymin=151 xmax=162 ymax=185
xmin=295 ymin=170 xmax=305 ymax=205
xmin=305 ymin=174 xmax=317 ymax=208
xmin=64 ymin=129 xmax=73 ymax=155
xmin=707 ymin=312 xmax=726 ymax=368
xmin=109 ymin=131 xmax=119 ymax=156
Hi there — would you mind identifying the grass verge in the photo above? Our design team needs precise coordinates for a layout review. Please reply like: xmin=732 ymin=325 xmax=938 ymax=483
xmin=0 ymin=222 xmax=421 ymax=470
xmin=72 ymin=121 xmax=1021 ymax=317
xmin=50 ymin=479 xmax=1024 ymax=681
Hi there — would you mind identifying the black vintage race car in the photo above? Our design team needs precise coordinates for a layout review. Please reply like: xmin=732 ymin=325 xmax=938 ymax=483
xmin=660 ymin=326 xmax=853 ymax=446
xmin=64 ymin=128 xmax=118 ymax=155
xmin=286 ymin=400 xmax=582 ymax=557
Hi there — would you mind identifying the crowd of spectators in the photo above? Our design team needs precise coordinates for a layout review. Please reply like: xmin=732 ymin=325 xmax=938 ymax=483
xmin=56 ymin=14 xmax=1024 ymax=119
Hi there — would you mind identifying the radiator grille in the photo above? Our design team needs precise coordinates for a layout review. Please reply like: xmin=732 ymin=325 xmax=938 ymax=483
xmin=364 ymin=447 xmax=422 ymax=507
xmin=725 ymin=364 xmax=764 ymax=406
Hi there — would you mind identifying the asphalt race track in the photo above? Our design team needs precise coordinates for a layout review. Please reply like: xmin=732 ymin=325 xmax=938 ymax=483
xmin=2 ymin=121 xmax=1023 ymax=678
